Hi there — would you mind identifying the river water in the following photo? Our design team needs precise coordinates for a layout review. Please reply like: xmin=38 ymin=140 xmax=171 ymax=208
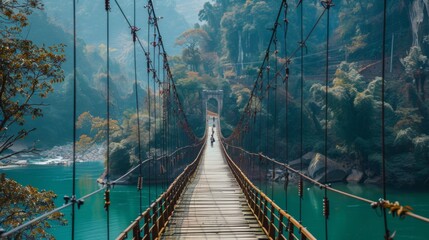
xmin=1 ymin=162 xmax=428 ymax=239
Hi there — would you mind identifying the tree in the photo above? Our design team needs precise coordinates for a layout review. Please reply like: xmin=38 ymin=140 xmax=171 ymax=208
xmin=0 ymin=173 xmax=67 ymax=239
xmin=400 ymin=46 xmax=427 ymax=75
xmin=0 ymin=0 xmax=65 ymax=160
xmin=310 ymin=62 xmax=378 ymax=164
xmin=176 ymin=29 xmax=209 ymax=72
xmin=76 ymin=111 xmax=121 ymax=152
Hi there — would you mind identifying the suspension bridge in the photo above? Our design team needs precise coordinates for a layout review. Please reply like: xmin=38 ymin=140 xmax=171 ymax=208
xmin=2 ymin=0 xmax=429 ymax=239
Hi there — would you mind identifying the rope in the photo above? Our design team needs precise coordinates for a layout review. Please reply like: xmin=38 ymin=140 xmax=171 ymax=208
xmin=257 ymin=80 xmax=265 ymax=190
xmin=104 ymin=1 xmax=111 ymax=239
xmin=283 ymin=0 xmax=290 ymax=212
xmin=299 ymin=0 xmax=304 ymax=224
xmin=72 ymin=0 xmax=77 ymax=238
xmin=261 ymin=49 xmax=271 ymax=192
xmin=381 ymin=0 xmax=391 ymax=239
xmin=286 ymin=7 xmax=327 ymax=65
xmin=146 ymin=2 xmax=152 ymax=205
xmin=272 ymin=27 xmax=278 ymax=200
xmin=131 ymin=0 xmax=144 ymax=214
xmin=153 ymin=26 xmax=158 ymax=198
xmin=322 ymin=1 xmax=334 ymax=239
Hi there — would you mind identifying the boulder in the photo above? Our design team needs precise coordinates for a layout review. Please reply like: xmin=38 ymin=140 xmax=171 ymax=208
xmin=289 ymin=152 xmax=316 ymax=169
xmin=307 ymin=153 xmax=346 ymax=183
xmin=346 ymin=169 xmax=364 ymax=183
xmin=364 ymin=176 xmax=382 ymax=185
xmin=109 ymin=142 xmax=132 ymax=177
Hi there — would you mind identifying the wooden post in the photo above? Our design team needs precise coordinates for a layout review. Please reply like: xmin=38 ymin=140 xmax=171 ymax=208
xmin=151 ymin=205 xmax=158 ymax=239
xmin=159 ymin=200 xmax=165 ymax=230
xmin=277 ymin=214 xmax=284 ymax=240
xmin=287 ymin=219 xmax=294 ymax=240
xmin=269 ymin=204 xmax=276 ymax=239
xmin=143 ymin=211 xmax=150 ymax=240
xmin=132 ymin=220 xmax=140 ymax=240
xmin=263 ymin=198 xmax=269 ymax=230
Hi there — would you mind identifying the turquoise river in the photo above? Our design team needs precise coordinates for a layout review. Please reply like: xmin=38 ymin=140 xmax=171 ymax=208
xmin=1 ymin=162 xmax=428 ymax=239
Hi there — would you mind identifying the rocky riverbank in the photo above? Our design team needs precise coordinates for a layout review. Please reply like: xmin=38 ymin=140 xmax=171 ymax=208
xmin=0 ymin=143 xmax=105 ymax=167
xmin=266 ymin=152 xmax=384 ymax=186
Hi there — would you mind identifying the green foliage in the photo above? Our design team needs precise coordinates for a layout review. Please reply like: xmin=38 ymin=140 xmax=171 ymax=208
xmin=400 ymin=46 xmax=427 ymax=75
xmin=310 ymin=62 xmax=377 ymax=161
xmin=76 ymin=112 xmax=121 ymax=152
xmin=424 ymin=35 xmax=429 ymax=45
xmin=336 ymin=1 xmax=384 ymax=60
xmin=394 ymin=108 xmax=423 ymax=132
xmin=0 ymin=173 xmax=67 ymax=239
xmin=0 ymin=0 xmax=65 ymax=160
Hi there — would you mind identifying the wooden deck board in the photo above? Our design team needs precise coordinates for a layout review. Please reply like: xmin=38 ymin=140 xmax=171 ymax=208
xmin=161 ymin=127 xmax=267 ymax=240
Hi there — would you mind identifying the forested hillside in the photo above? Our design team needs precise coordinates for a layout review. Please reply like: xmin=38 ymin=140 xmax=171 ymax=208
xmin=170 ymin=0 xmax=429 ymax=188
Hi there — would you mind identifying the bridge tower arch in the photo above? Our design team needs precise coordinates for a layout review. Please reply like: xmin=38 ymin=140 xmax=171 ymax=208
xmin=202 ymin=90 xmax=223 ymax=119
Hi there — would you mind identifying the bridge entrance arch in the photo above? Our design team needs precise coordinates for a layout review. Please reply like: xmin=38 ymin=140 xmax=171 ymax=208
xmin=202 ymin=90 xmax=223 ymax=119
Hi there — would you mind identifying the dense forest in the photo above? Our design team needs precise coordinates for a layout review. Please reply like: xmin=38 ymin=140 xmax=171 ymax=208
xmin=1 ymin=0 xmax=429 ymax=188
xmin=168 ymin=0 xmax=429 ymax=188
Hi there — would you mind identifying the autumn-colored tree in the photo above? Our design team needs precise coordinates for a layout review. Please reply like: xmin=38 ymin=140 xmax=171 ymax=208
xmin=76 ymin=111 xmax=121 ymax=152
xmin=0 ymin=0 xmax=65 ymax=160
xmin=0 ymin=173 xmax=67 ymax=239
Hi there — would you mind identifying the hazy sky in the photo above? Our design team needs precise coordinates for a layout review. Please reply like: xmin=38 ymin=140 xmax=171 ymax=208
xmin=175 ymin=0 xmax=207 ymax=25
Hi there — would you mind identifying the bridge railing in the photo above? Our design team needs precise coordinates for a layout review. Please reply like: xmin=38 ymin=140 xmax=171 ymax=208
xmin=116 ymin=140 xmax=206 ymax=240
xmin=220 ymin=142 xmax=316 ymax=240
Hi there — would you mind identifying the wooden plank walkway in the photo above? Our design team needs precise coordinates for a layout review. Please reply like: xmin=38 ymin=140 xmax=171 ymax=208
xmin=161 ymin=127 xmax=267 ymax=239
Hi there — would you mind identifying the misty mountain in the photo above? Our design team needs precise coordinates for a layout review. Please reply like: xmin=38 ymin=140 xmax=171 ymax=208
xmin=18 ymin=1 xmax=191 ymax=148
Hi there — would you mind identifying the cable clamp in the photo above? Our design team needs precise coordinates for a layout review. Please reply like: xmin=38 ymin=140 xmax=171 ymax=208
xmin=371 ymin=199 xmax=413 ymax=219
xmin=105 ymin=0 xmax=111 ymax=11
xmin=131 ymin=26 xmax=140 ymax=42
xmin=323 ymin=196 xmax=330 ymax=218
xmin=104 ymin=189 xmax=111 ymax=211
xmin=63 ymin=195 xmax=71 ymax=204
xmin=321 ymin=0 xmax=334 ymax=9
xmin=77 ymin=199 xmax=84 ymax=209
xmin=298 ymin=41 xmax=308 ymax=54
